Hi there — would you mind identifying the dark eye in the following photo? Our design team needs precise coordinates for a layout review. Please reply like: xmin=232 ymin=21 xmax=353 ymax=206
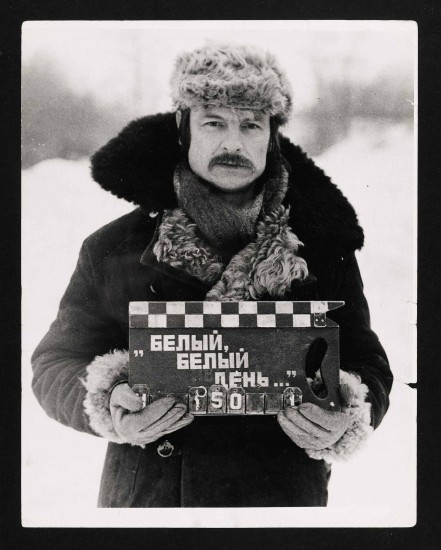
xmin=243 ymin=122 xmax=261 ymax=130
xmin=205 ymin=121 xmax=222 ymax=127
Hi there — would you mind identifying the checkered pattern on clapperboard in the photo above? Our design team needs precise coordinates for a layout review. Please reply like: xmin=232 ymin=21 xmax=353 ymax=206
xmin=129 ymin=301 xmax=331 ymax=328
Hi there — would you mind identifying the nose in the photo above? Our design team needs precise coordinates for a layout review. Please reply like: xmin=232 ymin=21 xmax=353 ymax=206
xmin=220 ymin=128 xmax=243 ymax=153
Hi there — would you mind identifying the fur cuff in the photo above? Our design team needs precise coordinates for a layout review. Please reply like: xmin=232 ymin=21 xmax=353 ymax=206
xmin=306 ymin=370 xmax=373 ymax=463
xmin=82 ymin=350 xmax=129 ymax=443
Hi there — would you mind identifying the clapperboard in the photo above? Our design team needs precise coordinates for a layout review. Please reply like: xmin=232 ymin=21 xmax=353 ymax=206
xmin=129 ymin=300 xmax=344 ymax=414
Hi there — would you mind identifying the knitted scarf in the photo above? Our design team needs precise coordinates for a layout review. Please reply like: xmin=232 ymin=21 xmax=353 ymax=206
xmin=173 ymin=160 xmax=289 ymax=260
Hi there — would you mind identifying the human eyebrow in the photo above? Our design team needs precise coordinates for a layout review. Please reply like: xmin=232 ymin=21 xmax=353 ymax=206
xmin=202 ymin=113 xmax=225 ymax=121
xmin=241 ymin=112 xmax=264 ymax=122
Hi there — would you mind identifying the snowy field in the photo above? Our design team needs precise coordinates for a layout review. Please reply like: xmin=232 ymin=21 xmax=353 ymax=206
xmin=22 ymin=120 xmax=416 ymax=527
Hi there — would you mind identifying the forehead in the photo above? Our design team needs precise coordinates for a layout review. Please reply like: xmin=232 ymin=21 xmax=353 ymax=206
xmin=191 ymin=105 xmax=269 ymax=123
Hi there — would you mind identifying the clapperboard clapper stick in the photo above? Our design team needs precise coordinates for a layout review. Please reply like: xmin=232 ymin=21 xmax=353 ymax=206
xmin=129 ymin=301 xmax=344 ymax=415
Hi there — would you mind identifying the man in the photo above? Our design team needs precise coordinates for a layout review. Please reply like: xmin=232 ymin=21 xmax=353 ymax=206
xmin=32 ymin=44 xmax=392 ymax=507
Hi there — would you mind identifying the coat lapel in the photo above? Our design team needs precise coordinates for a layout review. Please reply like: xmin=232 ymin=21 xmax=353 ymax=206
xmin=150 ymin=204 xmax=317 ymax=302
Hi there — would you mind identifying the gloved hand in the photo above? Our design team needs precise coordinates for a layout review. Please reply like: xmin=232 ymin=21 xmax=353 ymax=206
xmin=277 ymin=383 xmax=355 ymax=450
xmin=110 ymin=383 xmax=194 ymax=446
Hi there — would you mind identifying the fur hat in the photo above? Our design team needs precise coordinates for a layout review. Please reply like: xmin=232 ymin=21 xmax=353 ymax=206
xmin=170 ymin=43 xmax=293 ymax=125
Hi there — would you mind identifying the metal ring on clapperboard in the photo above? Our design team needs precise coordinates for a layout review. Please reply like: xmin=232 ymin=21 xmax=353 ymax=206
xmin=194 ymin=386 xmax=207 ymax=398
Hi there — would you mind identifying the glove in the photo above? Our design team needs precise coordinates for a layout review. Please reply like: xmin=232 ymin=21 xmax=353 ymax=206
xmin=110 ymin=383 xmax=194 ymax=446
xmin=277 ymin=383 xmax=355 ymax=451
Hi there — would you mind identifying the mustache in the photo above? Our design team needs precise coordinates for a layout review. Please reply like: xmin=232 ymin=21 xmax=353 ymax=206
xmin=209 ymin=153 xmax=254 ymax=170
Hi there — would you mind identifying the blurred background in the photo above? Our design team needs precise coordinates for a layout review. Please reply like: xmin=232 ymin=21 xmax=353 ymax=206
xmin=22 ymin=21 xmax=416 ymax=527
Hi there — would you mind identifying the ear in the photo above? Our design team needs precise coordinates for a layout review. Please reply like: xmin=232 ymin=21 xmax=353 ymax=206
xmin=176 ymin=110 xmax=182 ymax=129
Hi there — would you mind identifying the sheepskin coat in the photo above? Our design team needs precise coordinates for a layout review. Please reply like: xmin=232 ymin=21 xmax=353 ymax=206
xmin=31 ymin=112 xmax=392 ymax=508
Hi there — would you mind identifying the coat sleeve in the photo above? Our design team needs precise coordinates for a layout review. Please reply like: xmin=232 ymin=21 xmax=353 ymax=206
xmin=329 ymin=252 xmax=392 ymax=428
xmin=306 ymin=252 xmax=393 ymax=463
xmin=31 ymin=239 xmax=129 ymax=442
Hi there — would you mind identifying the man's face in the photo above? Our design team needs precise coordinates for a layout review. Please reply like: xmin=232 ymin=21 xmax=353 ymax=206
xmin=187 ymin=105 xmax=271 ymax=192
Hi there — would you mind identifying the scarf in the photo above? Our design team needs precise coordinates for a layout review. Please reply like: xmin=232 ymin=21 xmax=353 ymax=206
xmin=153 ymin=205 xmax=309 ymax=302
xmin=173 ymin=160 xmax=289 ymax=260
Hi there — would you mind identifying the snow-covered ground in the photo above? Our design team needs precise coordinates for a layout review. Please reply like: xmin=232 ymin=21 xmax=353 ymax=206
xmin=22 ymin=120 xmax=416 ymax=527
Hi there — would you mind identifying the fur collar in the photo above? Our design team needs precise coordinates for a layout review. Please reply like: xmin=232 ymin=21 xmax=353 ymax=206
xmin=154 ymin=206 xmax=309 ymax=301
xmin=91 ymin=112 xmax=364 ymax=257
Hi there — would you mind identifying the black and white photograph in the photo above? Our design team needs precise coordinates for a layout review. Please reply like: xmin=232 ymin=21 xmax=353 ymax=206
xmin=21 ymin=20 xmax=416 ymax=527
